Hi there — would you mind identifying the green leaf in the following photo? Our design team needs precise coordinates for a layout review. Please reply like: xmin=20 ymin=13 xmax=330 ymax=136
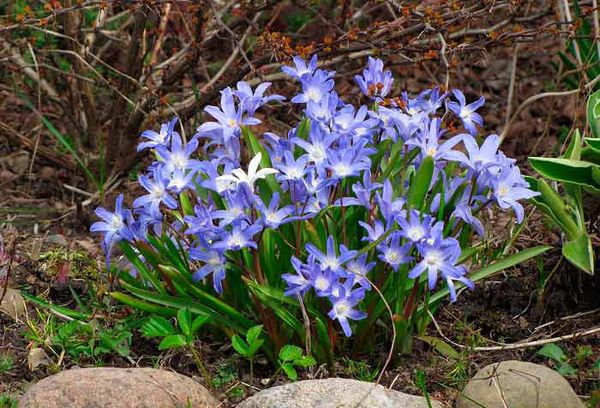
xmin=158 ymin=334 xmax=187 ymax=350
xmin=279 ymin=345 xmax=303 ymax=362
xmin=556 ymin=362 xmax=577 ymax=377
xmin=424 ymin=246 xmax=551 ymax=309
xmin=407 ymin=155 xmax=434 ymax=209
xmin=563 ymin=233 xmax=595 ymax=275
xmin=141 ymin=317 xmax=175 ymax=337
xmin=417 ymin=336 xmax=459 ymax=359
xmin=587 ymin=89 xmax=600 ymax=138
xmin=585 ymin=137 xmax=600 ymax=154
xmin=293 ymin=355 xmax=316 ymax=367
xmin=191 ymin=315 xmax=210 ymax=334
xmin=535 ymin=179 xmax=581 ymax=239
xmin=246 ymin=325 xmax=263 ymax=346
xmin=538 ymin=343 xmax=567 ymax=362
xmin=281 ymin=363 xmax=298 ymax=380
xmin=110 ymin=292 xmax=176 ymax=316
xmin=177 ymin=308 xmax=192 ymax=337
xmin=20 ymin=291 xmax=90 ymax=320
xmin=529 ymin=157 xmax=600 ymax=193
xmin=232 ymin=335 xmax=251 ymax=357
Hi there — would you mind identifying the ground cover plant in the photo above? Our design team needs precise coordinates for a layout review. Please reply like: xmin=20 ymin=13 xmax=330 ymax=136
xmin=91 ymin=55 xmax=548 ymax=371
xmin=1 ymin=1 xmax=599 ymax=407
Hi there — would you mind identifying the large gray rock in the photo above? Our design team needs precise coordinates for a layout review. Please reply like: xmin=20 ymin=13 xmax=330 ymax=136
xmin=19 ymin=367 xmax=218 ymax=408
xmin=238 ymin=378 xmax=442 ymax=408
xmin=457 ymin=360 xmax=584 ymax=408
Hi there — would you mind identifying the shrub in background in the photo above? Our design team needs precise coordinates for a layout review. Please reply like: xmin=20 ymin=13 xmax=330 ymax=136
xmin=92 ymin=55 xmax=548 ymax=366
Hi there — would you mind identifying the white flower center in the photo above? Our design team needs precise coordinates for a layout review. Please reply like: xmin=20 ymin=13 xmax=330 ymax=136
xmin=228 ymin=232 xmax=246 ymax=248
xmin=110 ymin=215 xmax=124 ymax=231
xmin=322 ymin=257 xmax=339 ymax=271
xmin=386 ymin=249 xmax=400 ymax=263
xmin=407 ymin=226 xmax=425 ymax=241
xmin=497 ymin=184 xmax=509 ymax=197
xmin=171 ymin=153 xmax=187 ymax=170
xmin=334 ymin=300 xmax=351 ymax=317
xmin=314 ymin=276 xmax=329 ymax=291
xmin=228 ymin=118 xmax=237 ymax=128
xmin=306 ymin=87 xmax=321 ymax=102
xmin=332 ymin=163 xmax=352 ymax=177
xmin=425 ymin=250 xmax=443 ymax=268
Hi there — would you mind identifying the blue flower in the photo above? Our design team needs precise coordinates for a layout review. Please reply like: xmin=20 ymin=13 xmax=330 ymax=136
xmin=155 ymin=133 xmax=203 ymax=174
xmin=133 ymin=167 xmax=178 ymax=213
xmin=447 ymin=90 xmax=485 ymax=136
xmin=326 ymin=143 xmax=371 ymax=179
xmin=138 ymin=117 xmax=178 ymax=152
xmin=292 ymin=123 xmax=336 ymax=166
xmin=397 ymin=210 xmax=434 ymax=243
xmin=327 ymin=285 xmax=367 ymax=337
xmin=213 ymin=221 xmax=262 ymax=251
xmin=189 ymin=246 xmax=227 ymax=293
xmin=354 ymin=57 xmax=394 ymax=99
xmin=90 ymin=194 xmax=135 ymax=265
xmin=491 ymin=165 xmax=539 ymax=223
xmin=234 ymin=81 xmax=285 ymax=116
xmin=408 ymin=118 xmax=466 ymax=164
xmin=275 ymin=151 xmax=310 ymax=182
xmin=305 ymin=236 xmax=356 ymax=274
xmin=418 ymin=87 xmax=447 ymax=114
xmin=291 ymin=70 xmax=335 ymax=104
xmin=409 ymin=232 xmax=464 ymax=291
xmin=257 ymin=192 xmax=295 ymax=229
xmin=282 ymin=256 xmax=314 ymax=296
xmin=344 ymin=254 xmax=375 ymax=289
xmin=377 ymin=233 xmax=413 ymax=271
xmin=282 ymin=54 xmax=319 ymax=81
xmin=459 ymin=133 xmax=502 ymax=174
xmin=197 ymin=87 xmax=260 ymax=143
xmin=310 ymin=266 xmax=337 ymax=297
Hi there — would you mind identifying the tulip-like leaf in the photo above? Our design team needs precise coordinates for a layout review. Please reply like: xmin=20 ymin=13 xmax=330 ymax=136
xmin=529 ymin=157 xmax=600 ymax=193
xmin=563 ymin=232 xmax=595 ymax=275
xmin=587 ymin=89 xmax=600 ymax=138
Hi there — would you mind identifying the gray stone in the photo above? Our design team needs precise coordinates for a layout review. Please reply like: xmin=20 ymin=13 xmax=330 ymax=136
xmin=457 ymin=360 xmax=584 ymax=408
xmin=19 ymin=367 xmax=218 ymax=408
xmin=238 ymin=378 xmax=442 ymax=408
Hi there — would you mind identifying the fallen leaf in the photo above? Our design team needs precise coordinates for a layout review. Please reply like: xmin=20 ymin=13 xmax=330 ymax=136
xmin=0 ymin=288 xmax=26 ymax=320
xmin=27 ymin=348 xmax=51 ymax=371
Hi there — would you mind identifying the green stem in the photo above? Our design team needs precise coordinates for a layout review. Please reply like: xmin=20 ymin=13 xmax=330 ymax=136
xmin=189 ymin=343 xmax=213 ymax=389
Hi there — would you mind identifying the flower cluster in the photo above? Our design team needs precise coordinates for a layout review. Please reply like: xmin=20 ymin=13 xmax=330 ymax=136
xmin=92 ymin=55 xmax=537 ymax=338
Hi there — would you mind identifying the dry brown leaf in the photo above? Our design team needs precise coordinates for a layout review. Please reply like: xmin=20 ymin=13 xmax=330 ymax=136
xmin=0 ymin=288 xmax=26 ymax=320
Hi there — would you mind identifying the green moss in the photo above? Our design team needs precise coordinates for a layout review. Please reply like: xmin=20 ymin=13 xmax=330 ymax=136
xmin=38 ymin=250 xmax=99 ymax=281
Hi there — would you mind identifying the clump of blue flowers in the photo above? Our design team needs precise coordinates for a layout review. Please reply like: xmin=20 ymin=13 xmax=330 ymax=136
xmin=92 ymin=55 xmax=539 ymax=357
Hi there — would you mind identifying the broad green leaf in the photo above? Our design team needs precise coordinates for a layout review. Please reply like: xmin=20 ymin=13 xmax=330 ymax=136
xmin=191 ymin=315 xmax=210 ymax=334
xmin=529 ymin=157 xmax=600 ymax=193
xmin=587 ymin=89 xmax=600 ymax=138
xmin=563 ymin=233 xmax=595 ymax=275
xmin=159 ymin=334 xmax=187 ymax=350
xmin=535 ymin=179 xmax=581 ymax=239
xmin=177 ymin=308 xmax=192 ymax=337
xmin=247 ymin=325 xmax=263 ymax=346
xmin=281 ymin=363 xmax=298 ymax=380
xmin=279 ymin=345 xmax=303 ymax=362
xmin=232 ymin=335 xmax=251 ymax=357
xmin=293 ymin=355 xmax=316 ymax=367
xmin=585 ymin=137 xmax=600 ymax=154
xmin=417 ymin=336 xmax=459 ymax=359
xmin=407 ymin=155 xmax=434 ymax=209
xmin=538 ymin=343 xmax=567 ymax=362
xmin=141 ymin=317 xmax=175 ymax=337
xmin=423 ymin=246 xmax=551 ymax=309
xmin=556 ymin=362 xmax=577 ymax=377
xmin=565 ymin=129 xmax=581 ymax=160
